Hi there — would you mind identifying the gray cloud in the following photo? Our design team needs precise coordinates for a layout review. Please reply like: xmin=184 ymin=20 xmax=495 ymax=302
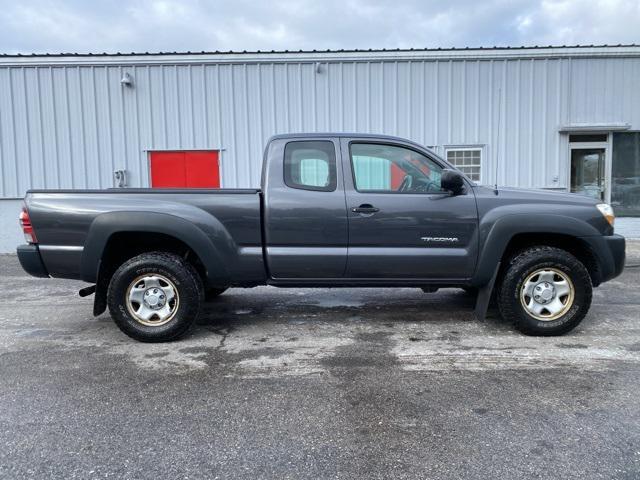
xmin=0 ymin=0 xmax=638 ymax=54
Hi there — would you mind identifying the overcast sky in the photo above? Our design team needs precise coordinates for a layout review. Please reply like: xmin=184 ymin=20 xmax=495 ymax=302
xmin=0 ymin=0 xmax=638 ymax=54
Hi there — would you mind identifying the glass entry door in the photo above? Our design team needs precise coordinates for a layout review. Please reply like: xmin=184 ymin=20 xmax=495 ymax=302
xmin=570 ymin=148 xmax=606 ymax=200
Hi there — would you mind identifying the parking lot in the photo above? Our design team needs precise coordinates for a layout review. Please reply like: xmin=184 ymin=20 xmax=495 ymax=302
xmin=1 ymin=243 xmax=639 ymax=479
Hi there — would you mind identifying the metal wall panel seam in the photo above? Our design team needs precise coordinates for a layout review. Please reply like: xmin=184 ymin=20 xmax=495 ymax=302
xmin=353 ymin=62 xmax=358 ymax=131
xmin=215 ymin=65 xmax=225 ymax=187
xmin=284 ymin=63 xmax=290 ymax=132
xmin=243 ymin=64 xmax=251 ymax=186
xmin=461 ymin=60 xmax=466 ymax=142
xmin=488 ymin=60 xmax=494 ymax=185
xmin=118 ymin=66 xmax=128 ymax=184
xmin=132 ymin=65 xmax=143 ymax=184
xmin=555 ymin=60 xmax=562 ymax=185
xmin=393 ymin=61 xmax=398 ymax=134
xmin=256 ymin=64 xmax=264 ymax=150
xmin=62 ymin=68 xmax=74 ymax=187
xmin=475 ymin=61 xmax=480 ymax=143
xmin=76 ymin=67 xmax=87 ymax=188
xmin=20 ymin=69 xmax=33 ymax=191
xmin=515 ymin=59 xmax=521 ymax=185
xmin=90 ymin=67 xmax=102 ymax=188
xmin=447 ymin=60 xmax=452 ymax=144
xmin=378 ymin=62 xmax=383 ymax=134
xmin=228 ymin=64 xmax=239 ymax=187
xmin=160 ymin=66 xmax=168 ymax=149
xmin=35 ymin=68 xmax=47 ymax=188
xmin=8 ymin=69 xmax=19 ymax=195
xmin=188 ymin=64 xmax=196 ymax=148
xmin=339 ymin=62 xmax=344 ymax=131
xmin=528 ymin=59 xmax=535 ymax=187
xmin=406 ymin=61 xmax=412 ymax=140
xmin=433 ymin=61 xmax=439 ymax=146
xmin=174 ymin=65 xmax=182 ymax=147
xmin=500 ymin=60 xmax=507 ymax=185
xmin=541 ymin=58 xmax=548 ymax=186
xmin=104 ymin=67 xmax=115 ymax=185
xmin=146 ymin=66 xmax=154 ymax=150
xmin=0 ymin=70 xmax=5 ymax=196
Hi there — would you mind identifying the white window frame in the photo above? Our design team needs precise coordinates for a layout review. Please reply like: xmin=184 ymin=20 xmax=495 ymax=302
xmin=443 ymin=145 xmax=484 ymax=183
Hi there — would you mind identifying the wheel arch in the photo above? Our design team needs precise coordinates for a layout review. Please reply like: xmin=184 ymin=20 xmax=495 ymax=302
xmin=82 ymin=211 xmax=231 ymax=285
xmin=472 ymin=214 xmax=602 ymax=287
xmin=498 ymin=233 xmax=600 ymax=286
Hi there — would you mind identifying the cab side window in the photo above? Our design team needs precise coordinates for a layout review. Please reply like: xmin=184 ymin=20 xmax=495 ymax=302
xmin=351 ymin=143 xmax=443 ymax=193
xmin=284 ymin=141 xmax=337 ymax=192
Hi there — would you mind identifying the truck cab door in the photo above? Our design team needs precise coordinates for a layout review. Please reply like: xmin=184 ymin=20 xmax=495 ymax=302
xmin=263 ymin=138 xmax=348 ymax=279
xmin=341 ymin=138 xmax=479 ymax=280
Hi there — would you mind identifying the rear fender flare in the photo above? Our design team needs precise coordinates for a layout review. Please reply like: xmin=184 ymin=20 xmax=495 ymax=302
xmin=81 ymin=211 xmax=232 ymax=285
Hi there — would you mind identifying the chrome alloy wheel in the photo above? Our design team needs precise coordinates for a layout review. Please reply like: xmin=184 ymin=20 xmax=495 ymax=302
xmin=126 ymin=274 xmax=179 ymax=326
xmin=520 ymin=268 xmax=575 ymax=321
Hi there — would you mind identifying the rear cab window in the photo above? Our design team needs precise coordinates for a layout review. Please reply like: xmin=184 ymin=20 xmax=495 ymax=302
xmin=284 ymin=141 xmax=337 ymax=192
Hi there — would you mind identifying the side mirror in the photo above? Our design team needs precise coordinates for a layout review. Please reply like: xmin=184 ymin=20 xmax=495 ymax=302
xmin=441 ymin=169 xmax=465 ymax=195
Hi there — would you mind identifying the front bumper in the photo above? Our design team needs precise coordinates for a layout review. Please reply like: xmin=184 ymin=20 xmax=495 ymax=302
xmin=16 ymin=244 xmax=50 ymax=278
xmin=580 ymin=234 xmax=626 ymax=285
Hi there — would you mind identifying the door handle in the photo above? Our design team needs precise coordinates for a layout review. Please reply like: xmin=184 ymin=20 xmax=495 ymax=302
xmin=352 ymin=204 xmax=380 ymax=214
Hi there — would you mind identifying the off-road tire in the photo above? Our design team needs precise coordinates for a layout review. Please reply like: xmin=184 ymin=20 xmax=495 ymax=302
xmin=497 ymin=246 xmax=592 ymax=336
xmin=107 ymin=252 xmax=204 ymax=342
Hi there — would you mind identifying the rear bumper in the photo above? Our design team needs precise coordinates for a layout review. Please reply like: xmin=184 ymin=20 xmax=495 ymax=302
xmin=580 ymin=234 xmax=625 ymax=285
xmin=16 ymin=244 xmax=50 ymax=278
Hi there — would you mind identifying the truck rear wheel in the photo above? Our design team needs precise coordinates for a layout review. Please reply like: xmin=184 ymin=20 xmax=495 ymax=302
xmin=497 ymin=246 xmax=592 ymax=336
xmin=107 ymin=252 xmax=204 ymax=342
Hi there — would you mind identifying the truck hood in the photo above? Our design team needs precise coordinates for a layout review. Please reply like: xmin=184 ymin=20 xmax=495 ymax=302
xmin=475 ymin=185 xmax=601 ymax=207
xmin=472 ymin=185 xmax=614 ymax=236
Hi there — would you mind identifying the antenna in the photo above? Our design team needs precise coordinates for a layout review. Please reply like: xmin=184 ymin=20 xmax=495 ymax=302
xmin=494 ymin=87 xmax=501 ymax=195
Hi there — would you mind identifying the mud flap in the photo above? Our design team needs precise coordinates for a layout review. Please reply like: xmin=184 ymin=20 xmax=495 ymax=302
xmin=92 ymin=263 xmax=110 ymax=317
xmin=474 ymin=262 xmax=500 ymax=321
xmin=93 ymin=286 xmax=107 ymax=317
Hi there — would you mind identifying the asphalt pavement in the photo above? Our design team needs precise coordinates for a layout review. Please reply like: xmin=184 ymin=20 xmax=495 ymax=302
xmin=1 ymin=243 xmax=639 ymax=479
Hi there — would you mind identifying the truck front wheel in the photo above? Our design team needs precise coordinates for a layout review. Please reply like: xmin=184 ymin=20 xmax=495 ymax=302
xmin=107 ymin=252 xmax=204 ymax=342
xmin=497 ymin=246 xmax=592 ymax=336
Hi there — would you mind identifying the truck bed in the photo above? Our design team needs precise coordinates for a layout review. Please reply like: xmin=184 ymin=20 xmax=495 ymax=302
xmin=25 ymin=188 xmax=266 ymax=285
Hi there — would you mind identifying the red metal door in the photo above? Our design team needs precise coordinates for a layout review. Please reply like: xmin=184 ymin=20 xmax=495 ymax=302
xmin=150 ymin=150 xmax=220 ymax=188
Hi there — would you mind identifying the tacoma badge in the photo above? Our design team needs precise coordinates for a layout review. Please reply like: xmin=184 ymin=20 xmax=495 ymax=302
xmin=421 ymin=236 xmax=459 ymax=243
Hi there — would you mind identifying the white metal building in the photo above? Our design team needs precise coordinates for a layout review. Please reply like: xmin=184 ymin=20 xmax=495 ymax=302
xmin=2 ymin=45 xmax=640 ymax=252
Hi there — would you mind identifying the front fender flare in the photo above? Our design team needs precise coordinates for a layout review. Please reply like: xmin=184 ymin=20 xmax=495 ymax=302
xmin=471 ymin=213 xmax=601 ymax=286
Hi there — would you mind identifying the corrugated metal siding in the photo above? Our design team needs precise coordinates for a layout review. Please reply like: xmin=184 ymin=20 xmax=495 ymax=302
xmin=1 ymin=55 xmax=640 ymax=197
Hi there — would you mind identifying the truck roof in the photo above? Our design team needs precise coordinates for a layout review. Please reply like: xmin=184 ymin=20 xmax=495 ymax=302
xmin=267 ymin=132 xmax=435 ymax=149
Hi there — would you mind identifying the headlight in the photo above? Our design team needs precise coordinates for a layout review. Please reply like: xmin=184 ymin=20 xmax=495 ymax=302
xmin=596 ymin=203 xmax=615 ymax=226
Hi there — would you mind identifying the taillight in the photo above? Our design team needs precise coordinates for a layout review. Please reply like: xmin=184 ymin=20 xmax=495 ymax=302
xmin=19 ymin=206 xmax=37 ymax=244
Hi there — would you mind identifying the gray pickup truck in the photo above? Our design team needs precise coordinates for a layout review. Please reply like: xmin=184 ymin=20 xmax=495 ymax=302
xmin=17 ymin=133 xmax=625 ymax=342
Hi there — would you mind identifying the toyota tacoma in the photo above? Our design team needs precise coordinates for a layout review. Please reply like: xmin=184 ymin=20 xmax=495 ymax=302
xmin=17 ymin=133 xmax=626 ymax=342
